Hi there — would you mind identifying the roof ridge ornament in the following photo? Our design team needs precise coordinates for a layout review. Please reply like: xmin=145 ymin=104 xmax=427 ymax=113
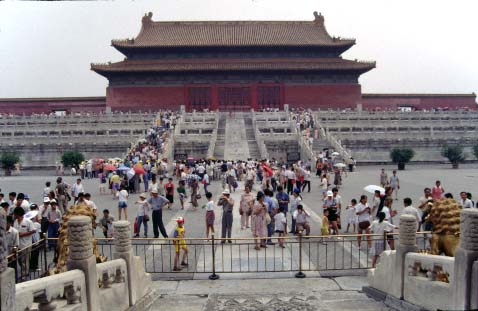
xmin=142 ymin=12 xmax=153 ymax=26
xmin=313 ymin=11 xmax=324 ymax=25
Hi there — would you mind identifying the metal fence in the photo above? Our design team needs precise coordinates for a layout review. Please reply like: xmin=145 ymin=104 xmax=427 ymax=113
xmin=8 ymin=232 xmax=431 ymax=282
xmin=6 ymin=237 xmax=50 ymax=283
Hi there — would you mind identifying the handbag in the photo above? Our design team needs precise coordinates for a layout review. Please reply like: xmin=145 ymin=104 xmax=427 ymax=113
xmin=144 ymin=215 xmax=150 ymax=222
xmin=358 ymin=220 xmax=370 ymax=230
xmin=265 ymin=213 xmax=271 ymax=225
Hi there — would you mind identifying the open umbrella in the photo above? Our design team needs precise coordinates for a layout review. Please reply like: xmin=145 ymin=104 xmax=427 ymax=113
xmin=104 ymin=164 xmax=117 ymax=171
xmin=134 ymin=167 xmax=145 ymax=174
xmin=334 ymin=163 xmax=347 ymax=168
xmin=25 ymin=210 xmax=39 ymax=221
xmin=127 ymin=168 xmax=135 ymax=180
xmin=364 ymin=185 xmax=385 ymax=195
xmin=117 ymin=165 xmax=130 ymax=171
xmin=332 ymin=152 xmax=340 ymax=156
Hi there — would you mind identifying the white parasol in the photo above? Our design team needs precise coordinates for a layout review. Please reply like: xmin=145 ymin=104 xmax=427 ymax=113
xmin=24 ymin=210 xmax=39 ymax=220
xmin=334 ymin=163 xmax=347 ymax=168
xmin=332 ymin=152 xmax=340 ymax=156
xmin=363 ymin=185 xmax=385 ymax=195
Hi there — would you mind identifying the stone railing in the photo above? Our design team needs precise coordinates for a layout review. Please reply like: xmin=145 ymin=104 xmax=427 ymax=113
xmin=207 ymin=112 xmax=220 ymax=159
xmin=15 ymin=270 xmax=87 ymax=311
xmin=0 ymin=215 xmax=151 ymax=311
xmin=366 ymin=209 xmax=478 ymax=311
xmin=251 ymin=112 xmax=269 ymax=159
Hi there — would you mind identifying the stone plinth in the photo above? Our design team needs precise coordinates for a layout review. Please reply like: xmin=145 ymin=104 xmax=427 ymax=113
xmin=453 ymin=209 xmax=478 ymax=310
xmin=0 ymin=211 xmax=15 ymax=311
xmin=394 ymin=215 xmax=418 ymax=299
xmin=113 ymin=221 xmax=137 ymax=306
xmin=67 ymin=216 xmax=99 ymax=311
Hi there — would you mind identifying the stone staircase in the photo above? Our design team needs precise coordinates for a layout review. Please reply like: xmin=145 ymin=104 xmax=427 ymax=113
xmin=213 ymin=113 xmax=226 ymax=159
xmin=243 ymin=113 xmax=261 ymax=160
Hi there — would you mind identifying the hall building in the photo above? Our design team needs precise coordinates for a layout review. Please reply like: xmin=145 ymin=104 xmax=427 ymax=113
xmin=91 ymin=12 xmax=376 ymax=112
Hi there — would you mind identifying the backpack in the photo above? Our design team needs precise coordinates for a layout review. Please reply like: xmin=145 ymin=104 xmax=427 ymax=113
xmin=101 ymin=175 xmax=107 ymax=183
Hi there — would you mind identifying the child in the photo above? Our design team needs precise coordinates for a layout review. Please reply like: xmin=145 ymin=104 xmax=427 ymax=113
xmin=117 ymin=186 xmax=129 ymax=220
xmin=134 ymin=193 xmax=151 ymax=238
xmin=370 ymin=212 xmax=397 ymax=267
xmin=205 ymin=192 xmax=215 ymax=239
xmin=173 ymin=217 xmax=188 ymax=271
xmin=274 ymin=206 xmax=287 ymax=248
xmin=345 ymin=199 xmax=358 ymax=233
xmin=165 ymin=178 xmax=175 ymax=209
xmin=100 ymin=209 xmax=115 ymax=238
xmin=29 ymin=204 xmax=42 ymax=270
xmin=177 ymin=180 xmax=187 ymax=210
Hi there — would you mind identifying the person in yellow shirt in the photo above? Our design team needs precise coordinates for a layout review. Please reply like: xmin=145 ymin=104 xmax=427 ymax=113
xmin=173 ymin=217 xmax=188 ymax=271
xmin=110 ymin=173 xmax=121 ymax=198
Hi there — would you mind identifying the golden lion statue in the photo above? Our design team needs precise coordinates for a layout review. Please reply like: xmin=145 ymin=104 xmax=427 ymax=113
xmin=49 ymin=202 xmax=106 ymax=274
xmin=425 ymin=198 xmax=460 ymax=256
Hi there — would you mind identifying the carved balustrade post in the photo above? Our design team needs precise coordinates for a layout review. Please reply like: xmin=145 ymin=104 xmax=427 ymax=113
xmin=0 ymin=210 xmax=15 ymax=311
xmin=393 ymin=215 xmax=418 ymax=299
xmin=113 ymin=221 xmax=136 ymax=306
xmin=66 ymin=216 xmax=99 ymax=311
xmin=453 ymin=209 xmax=478 ymax=310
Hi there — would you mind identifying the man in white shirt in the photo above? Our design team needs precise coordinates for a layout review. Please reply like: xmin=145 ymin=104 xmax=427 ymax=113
xmin=13 ymin=207 xmax=36 ymax=280
xmin=402 ymin=197 xmax=421 ymax=231
xmin=460 ymin=191 xmax=474 ymax=208
xmin=71 ymin=178 xmax=84 ymax=203
xmin=5 ymin=215 xmax=19 ymax=255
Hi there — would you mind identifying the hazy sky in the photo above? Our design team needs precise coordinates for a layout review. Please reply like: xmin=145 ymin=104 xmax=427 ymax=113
xmin=0 ymin=0 xmax=477 ymax=98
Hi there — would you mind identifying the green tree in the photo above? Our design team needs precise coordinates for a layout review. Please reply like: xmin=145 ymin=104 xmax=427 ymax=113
xmin=0 ymin=151 xmax=21 ymax=176
xmin=390 ymin=147 xmax=415 ymax=170
xmin=61 ymin=151 xmax=85 ymax=168
xmin=473 ymin=144 xmax=478 ymax=160
xmin=441 ymin=144 xmax=465 ymax=169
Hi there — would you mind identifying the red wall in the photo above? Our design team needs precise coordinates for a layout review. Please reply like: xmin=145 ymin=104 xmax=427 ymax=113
xmin=284 ymin=84 xmax=362 ymax=109
xmin=106 ymin=86 xmax=185 ymax=111
xmin=361 ymin=94 xmax=477 ymax=110
xmin=0 ymin=98 xmax=106 ymax=115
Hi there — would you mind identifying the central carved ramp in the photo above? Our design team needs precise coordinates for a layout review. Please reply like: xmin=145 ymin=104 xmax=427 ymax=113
xmin=223 ymin=112 xmax=251 ymax=161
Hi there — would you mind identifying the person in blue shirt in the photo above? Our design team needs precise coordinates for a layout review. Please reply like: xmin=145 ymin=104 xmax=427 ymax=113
xmin=276 ymin=186 xmax=289 ymax=218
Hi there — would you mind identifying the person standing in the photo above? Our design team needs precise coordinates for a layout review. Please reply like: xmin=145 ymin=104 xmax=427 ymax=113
xmin=431 ymin=180 xmax=445 ymax=200
xmin=240 ymin=185 xmax=254 ymax=229
xmin=13 ymin=207 xmax=36 ymax=281
xmin=117 ymin=186 xmax=129 ymax=221
xmin=252 ymin=191 xmax=268 ymax=250
xmin=319 ymin=174 xmax=328 ymax=199
xmin=356 ymin=195 xmax=372 ymax=249
xmin=47 ymin=200 xmax=61 ymax=250
xmin=205 ymin=192 xmax=215 ymax=239
xmin=71 ymin=178 xmax=84 ymax=203
xmin=323 ymin=191 xmax=339 ymax=235
xmin=148 ymin=189 xmax=170 ymax=238
xmin=459 ymin=191 xmax=474 ymax=208
xmin=301 ymin=167 xmax=311 ymax=193
xmin=164 ymin=178 xmax=175 ymax=209
xmin=379 ymin=169 xmax=388 ymax=188
xmin=134 ymin=193 xmax=151 ymax=237
xmin=389 ymin=170 xmax=400 ymax=200
xmin=55 ymin=177 xmax=68 ymax=214
xmin=289 ymin=189 xmax=302 ymax=234
xmin=218 ymin=189 xmax=234 ymax=244
xmin=402 ymin=198 xmax=421 ymax=231
xmin=370 ymin=211 xmax=397 ymax=267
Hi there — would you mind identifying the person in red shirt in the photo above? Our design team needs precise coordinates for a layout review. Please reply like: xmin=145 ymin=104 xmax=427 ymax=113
xmin=431 ymin=180 xmax=445 ymax=200
xmin=165 ymin=178 xmax=175 ymax=209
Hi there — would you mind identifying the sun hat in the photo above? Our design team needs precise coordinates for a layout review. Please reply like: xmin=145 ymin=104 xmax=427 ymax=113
xmin=151 ymin=189 xmax=158 ymax=194
xmin=43 ymin=197 xmax=50 ymax=203
xmin=50 ymin=199 xmax=58 ymax=205
xmin=327 ymin=190 xmax=333 ymax=197
xmin=139 ymin=192 xmax=148 ymax=199
xmin=222 ymin=189 xmax=231 ymax=195
xmin=176 ymin=217 xmax=184 ymax=223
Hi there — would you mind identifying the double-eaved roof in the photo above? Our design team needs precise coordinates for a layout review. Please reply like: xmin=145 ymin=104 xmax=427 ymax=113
xmin=111 ymin=12 xmax=354 ymax=49
xmin=92 ymin=12 xmax=375 ymax=77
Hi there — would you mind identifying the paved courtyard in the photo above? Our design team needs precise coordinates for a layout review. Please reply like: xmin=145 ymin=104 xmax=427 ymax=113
xmin=2 ymin=163 xmax=475 ymax=279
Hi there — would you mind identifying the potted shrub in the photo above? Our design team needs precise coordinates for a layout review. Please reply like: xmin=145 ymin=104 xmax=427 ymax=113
xmin=441 ymin=144 xmax=465 ymax=169
xmin=0 ymin=151 xmax=21 ymax=176
xmin=390 ymin=147 xmax=415 ymax=170
xmin=61 ymin=151 xmax=85 ymax=170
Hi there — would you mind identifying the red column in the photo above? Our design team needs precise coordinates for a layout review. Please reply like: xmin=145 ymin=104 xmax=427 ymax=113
xmin=211 ymin=85 xmax=218 ymax=111
xmin=251 ymin=83 xmax=258 ymax=111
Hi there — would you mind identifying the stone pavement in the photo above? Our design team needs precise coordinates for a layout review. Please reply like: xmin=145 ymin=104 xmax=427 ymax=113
xmin=145 ymin=276 xmax=392 ymax=311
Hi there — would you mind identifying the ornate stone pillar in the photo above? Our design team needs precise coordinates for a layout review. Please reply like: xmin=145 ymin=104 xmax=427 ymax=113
xmin=113 ymin=221 xmax=136 ymax=306
xmin=453 ymin=209 xmax=478 ymax=310
xmin=392 ymin=214 xmax=418 ymax=299
xmin=0 ymin=211 xmax=15 ymax=311
xmin=66 ymin=216 xmax=99 ymax=311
